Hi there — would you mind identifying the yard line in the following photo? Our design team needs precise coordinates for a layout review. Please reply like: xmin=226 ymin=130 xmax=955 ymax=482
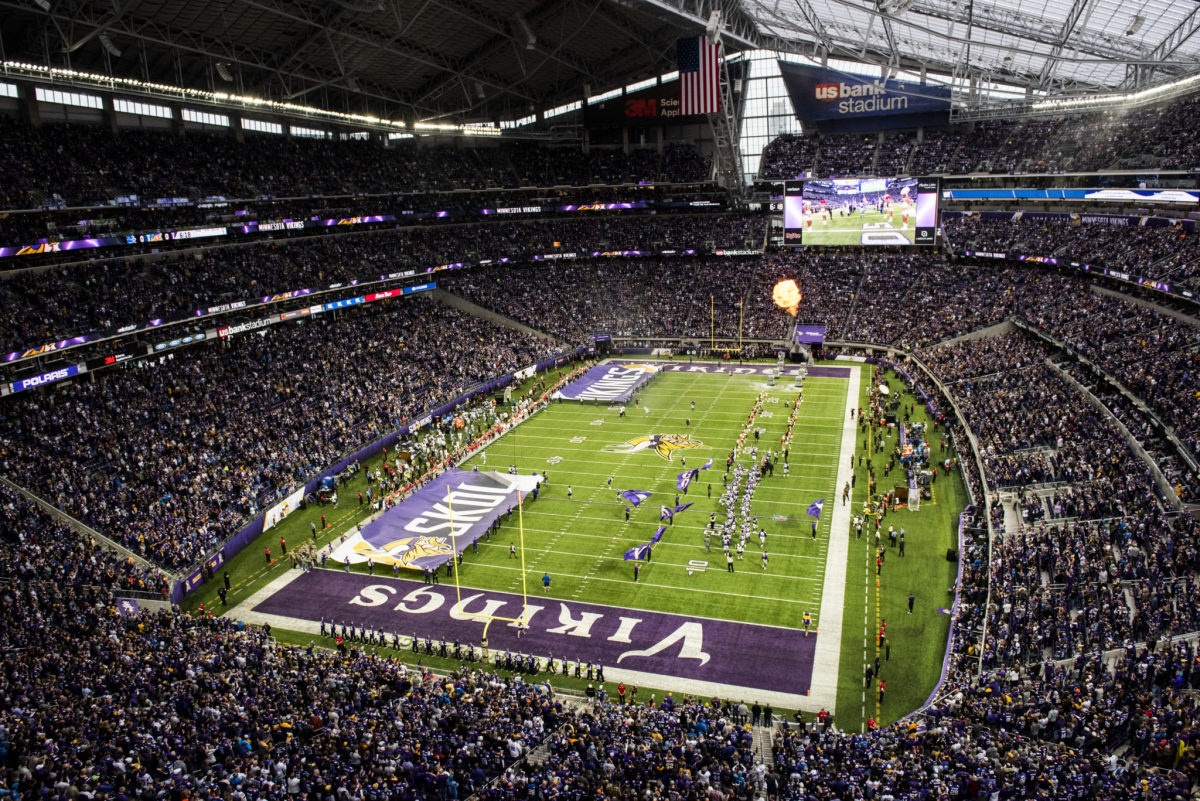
xmin=473 ymin=526 xmax=829 ymax=560
xmin=474 ymin=560 xmax=820 ymax=605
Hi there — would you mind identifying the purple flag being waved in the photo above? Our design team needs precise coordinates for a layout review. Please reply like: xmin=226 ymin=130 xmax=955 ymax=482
xmin=676 ymin=468 xmax=700 ymax=492
xmin=620 ymin=489 xmax=652 ymax=507
xmin=806 ymin=499 xmax=825 ymax=518
xmin=623 ymin=544 xmax=651 ymax=561
xmin=651 ymin=525 xmax=667 ymax=545
xmin=674 ymin=502 xmax=694 ymax=515
xmin=702 ymin=458 xmax=714 ymax=470
xmin=659 ymin=505 xmax=673 ymax=521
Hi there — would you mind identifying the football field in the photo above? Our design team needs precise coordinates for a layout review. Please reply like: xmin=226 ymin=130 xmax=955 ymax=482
xmin=800 ymin=209 xmax=916 ymax=246
xmin=202 ymin=359 xmax=963 ymax=729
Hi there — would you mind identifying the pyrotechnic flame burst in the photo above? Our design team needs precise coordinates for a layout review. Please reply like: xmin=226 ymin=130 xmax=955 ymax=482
xmin=772 ymin=279 xmax=801 ymax=316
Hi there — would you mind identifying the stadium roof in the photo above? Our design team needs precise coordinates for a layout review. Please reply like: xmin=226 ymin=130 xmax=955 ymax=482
xmin=0 ymin=0 xmax=696 ymax=124
xmin=731 ymin=0 xmax=1200 ymax=94
xmin=2 ymin=0 xmax=1199 ymax=124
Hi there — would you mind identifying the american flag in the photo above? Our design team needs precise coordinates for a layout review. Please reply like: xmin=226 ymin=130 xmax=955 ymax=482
xmin=678 ymin=35 xmax=720 ymax=115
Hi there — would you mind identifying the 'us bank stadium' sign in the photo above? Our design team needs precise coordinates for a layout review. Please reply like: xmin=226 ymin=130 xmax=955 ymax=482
xmin=778 ymin=61 xmax=951 ymax=133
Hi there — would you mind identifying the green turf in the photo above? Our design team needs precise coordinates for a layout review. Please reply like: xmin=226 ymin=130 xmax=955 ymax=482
xmin=185 ymin=358 xmax=966 ymax=731
xmin=834 ymin=366 xmax=965 ymax=730
xmin=798 ymin=209 xmax=917 ymax=246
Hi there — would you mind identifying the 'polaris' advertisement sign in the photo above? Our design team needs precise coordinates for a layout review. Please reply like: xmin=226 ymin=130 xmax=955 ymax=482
xmin=778 ymin=62 xmax=950 ymax=133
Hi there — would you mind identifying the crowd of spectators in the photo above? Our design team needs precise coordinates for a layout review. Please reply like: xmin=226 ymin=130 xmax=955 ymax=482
xmin=0 ymin=117 xmax=712 ymax=208
xmin=944 ymin=214 xmax=1197 ymax=277
xmin=915 ymin=332 xmax=1200 ymax=681
xmin=812 ymin=134 xmax=878 ymax=177
xmin=1062 ymin=360 xmax=1200 ymax=501
xmin=0 ymin=213 xmax=761 ymax=355
xmin=0 ymin=482 xmax=169 ymax=595
xmin=756 ymin=135 xmax=816 ymax=180
xmin=918 ymin=334 xmax=1159 ymax=508
xmin=0 ymin=180 xmax=730 ymax=249
xmin=447 ymin=256 xmax=782 ymax=342
xmin=8 ymin=79 xmax=1200 ymax=801
xmin=756 ymin=92 xmax=1200 ymax=179
xmin=0 ymin=296 xmax=558 ymax=569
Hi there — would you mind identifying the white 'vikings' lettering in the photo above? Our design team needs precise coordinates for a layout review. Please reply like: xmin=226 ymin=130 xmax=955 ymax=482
xmin=404 ymin=485 xmax=513 ymax=535
xmin=608 ymin=616 xmax=643 ymax=643
xmin=450 ymin=593 xmax=507 ymax=622
xmin=617 ymin=621 xmax=711 ymax=665
xmin=575 ymin=366 xmax=652 ymax=400
xmin=394 ymin=586 xmax=445 ymax=614
xmin=545 ymin=603 xmax=604 ymax=638
xmin=508 ymin=604 xmax=544 ymax=628
xmin=447 ymin=489 xmax=510 ymax=508
xmin=349 ymin=584 xmax=396 ymax=607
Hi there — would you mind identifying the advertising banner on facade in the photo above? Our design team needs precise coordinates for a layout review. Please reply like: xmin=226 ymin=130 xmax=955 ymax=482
xmin=778 ymin=62 xmax=950 ymax=132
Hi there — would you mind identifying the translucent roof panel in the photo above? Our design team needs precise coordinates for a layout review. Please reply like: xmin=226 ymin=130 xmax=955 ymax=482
xmin=743 ymin=0 xmax=1200 ymax=92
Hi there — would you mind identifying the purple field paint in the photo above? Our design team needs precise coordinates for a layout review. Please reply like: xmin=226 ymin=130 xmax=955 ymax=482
xmin=256 ymin=570 xmax=816 ymax=696
xmin=554 ymin=363 xmax=658 ymax=401
xmin=654 ymin=362 xmax=850 ymax=378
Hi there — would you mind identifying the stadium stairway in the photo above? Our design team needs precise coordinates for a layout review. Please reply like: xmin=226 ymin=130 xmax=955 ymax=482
xmin=932 ymin=319 xmax=1018 ymax=349
xmin=433 ymin=288 xmax=567 ymax=346
xmin=522 ymin=697 xmax=590 ymax=767
xmin=838 ymin=273 xmax=867 ymax=339
xmin=751 ymin=723 xmax=775 ymax=765
xmin=522 ymin=735 xmax=556 ymax=768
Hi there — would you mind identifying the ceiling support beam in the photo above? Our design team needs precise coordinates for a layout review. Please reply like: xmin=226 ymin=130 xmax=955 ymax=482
xmin=1125 ymin=5 xmax=1200 ymax=88
xmin=1035 ymin=0 xmax=1095 ymax=88
xmin=235 ymin=0 xmax=536 ymax=107
xmin=1 ymin=0 xmax=423 ymax=116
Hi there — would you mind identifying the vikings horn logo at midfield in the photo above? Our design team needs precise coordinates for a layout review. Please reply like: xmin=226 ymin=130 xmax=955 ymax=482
xmin=605 ymin=433 xmax=711 ymax=461
xmin=348 ymin=535 xmax=454 ymax=568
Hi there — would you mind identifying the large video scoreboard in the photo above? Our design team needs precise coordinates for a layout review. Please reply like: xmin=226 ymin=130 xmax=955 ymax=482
xmin=783 ymin=177 xmax=939 ymax=246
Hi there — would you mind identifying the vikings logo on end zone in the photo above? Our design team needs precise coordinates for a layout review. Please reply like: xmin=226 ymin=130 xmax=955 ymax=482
xmin=605 ymin=433 xmax=710 ymax=461
xmin=348 ymin=536 xmax=454 ymax=568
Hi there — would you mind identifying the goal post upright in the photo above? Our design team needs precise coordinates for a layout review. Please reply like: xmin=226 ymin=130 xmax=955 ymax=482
xmin=518 ymin=489 xmax=530 ymax=624
xmin=446 ymin=483 xmax=534 ymax=646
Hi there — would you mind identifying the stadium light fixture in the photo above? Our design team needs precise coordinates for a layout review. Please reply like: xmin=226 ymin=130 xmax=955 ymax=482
xmin=99 ymin=33 xmax=121 ymax=58
xmin=3 ymin=60 xmax=411 ymax=132
xmin=215 ymin=61 xmax=234 ymax=82
xmin=514 ymin=15 xmax=536 ymax=50
xmin=346 ymin=77 xmax=361 ymax=93
xmin=705 ymin=10 xmax=721 ymax=40
xmin=32 ymin=0 xmax=51 ymax=10
xmin=1126 ymin=15 xmax=1144 ymax=36
xmin=1032 ymin=70 xmax=1200 ymax=112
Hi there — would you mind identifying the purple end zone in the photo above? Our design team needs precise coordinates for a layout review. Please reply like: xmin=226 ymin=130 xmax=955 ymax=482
xmin=657 ymin=362 xmax=850 ymax=378
xmin=255 ymin=570 xmax=815 ymax=697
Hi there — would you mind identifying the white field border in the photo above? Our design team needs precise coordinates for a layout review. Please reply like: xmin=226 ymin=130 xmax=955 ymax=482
xmin=807 ymin=365 xmax=860 ymax=713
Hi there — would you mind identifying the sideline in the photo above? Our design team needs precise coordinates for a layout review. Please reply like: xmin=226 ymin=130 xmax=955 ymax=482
xmin=808 ymin=365 xmax=861 ymax=712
